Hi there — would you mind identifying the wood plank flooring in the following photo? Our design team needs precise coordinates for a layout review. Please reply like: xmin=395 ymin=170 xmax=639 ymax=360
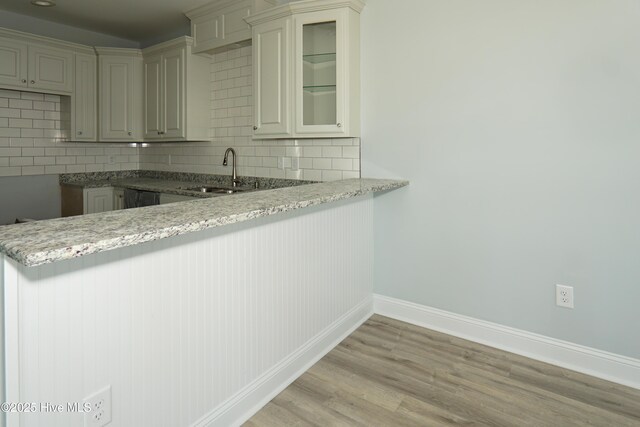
xmin=245 ymin=314 xmax=640 ymax=426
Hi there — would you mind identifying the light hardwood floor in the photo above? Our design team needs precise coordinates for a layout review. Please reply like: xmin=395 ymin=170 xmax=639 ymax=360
xmin=245 ymin=314 xmax=640 ymax=426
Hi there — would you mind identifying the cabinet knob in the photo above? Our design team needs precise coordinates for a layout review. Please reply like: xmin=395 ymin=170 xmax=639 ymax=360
xmin=128 ymin=131 xmax=132 ymax=136
xmin=253 ymin=126 xmax=258 ymax=130
xmin=21 ymin=79 xmax=27 ymax=84
xmin=160 ymin=131 xmax=165 ymax=135
xmin=77 ymin=131 xmax=83 ymax=135
xmin=30 ymin=80 xmax=35 ymax=84
xmin=337 ymin=123 xmax=342 ymax=128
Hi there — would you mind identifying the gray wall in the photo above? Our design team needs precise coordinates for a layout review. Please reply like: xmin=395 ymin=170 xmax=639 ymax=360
xmin=362 ymin=0 xmax=640 ymax=359
xmin=0 ymin=175 xmax=60 ymax=225
xmin=0 ymin=9 xmax=138 ymax=48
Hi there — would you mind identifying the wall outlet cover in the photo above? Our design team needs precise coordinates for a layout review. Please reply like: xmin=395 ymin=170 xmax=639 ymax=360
xmin=556 ymin=284 xmax=574 ymax=309
xmin=83 ymin=385 xmax=112 ymax=427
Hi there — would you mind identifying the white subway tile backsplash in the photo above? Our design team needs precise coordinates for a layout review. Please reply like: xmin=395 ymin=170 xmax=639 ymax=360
xmin=313 ymin=158 xmax=332 ymax=170
xmin=342 ymin=146 xmax=359 ymax=158
xmin=322 ymin=146 xmax=341 ymax=157
xmin=20 ymin=129 xmax=43 ymax=138
xmin=9 ymin=99 xmax=32 ymax=109
xmin=10 ymin=157 xmax=33 ymax=166
xmin=0 ymin=148 xmax=20 ymax=156
xmin=0 ymin=128 xmax=20 ymax=137
xmin=0 ymin=108 xmax=20 ymax=118
xmin=0 ymin=166 xmax=21 ymax=176
xmin=55 ymin=156 xmax=76 ymax=165
xmin=322 ymin=170 xmax=344 ymax=181
xmin=34 ymin=156 xmax=55 ymax=165
xmin=332 ymin=158 xmax=353 ymax=170
xmin=21 ymin=165 xmax=45 ymax=175
xmin=21 ymin=92 xmax=44 ymax=101
xmin=33 ymin=101 xmax=55 ymax=111
xmin=21 ymin=109 xmax=44 ymax=119
xmin=22 ymin=148 xmax=44 ymax=156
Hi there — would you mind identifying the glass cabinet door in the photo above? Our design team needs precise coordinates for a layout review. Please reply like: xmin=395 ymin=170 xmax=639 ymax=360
xmin=302 ymin=21 xmax=336 ymax=126
xmin=295 ymin=10 xmax=345 ymax=136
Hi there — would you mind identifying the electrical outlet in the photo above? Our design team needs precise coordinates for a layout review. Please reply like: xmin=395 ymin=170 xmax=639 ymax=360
xmin=556 ymin=284 xmax=574 ymax=308
xmin=108 ymin=155 xmax=115 ymax=164
xmin=84 ymin=386 xmax=112 ymax=427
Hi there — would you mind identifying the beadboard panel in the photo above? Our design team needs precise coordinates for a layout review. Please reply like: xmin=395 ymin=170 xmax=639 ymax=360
xmin=3 ymin=195 xmax=373 ymax=427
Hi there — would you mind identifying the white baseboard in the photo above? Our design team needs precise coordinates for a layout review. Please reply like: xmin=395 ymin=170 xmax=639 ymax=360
xmin=374 ymin=294 xmax=640 ymax=391
xmin=193 ymin=297 xmax=374 ymax=427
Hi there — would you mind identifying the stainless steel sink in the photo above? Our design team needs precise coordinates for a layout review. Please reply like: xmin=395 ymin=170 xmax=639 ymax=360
xmin=181 ymin=186 xmax=247 ymax=194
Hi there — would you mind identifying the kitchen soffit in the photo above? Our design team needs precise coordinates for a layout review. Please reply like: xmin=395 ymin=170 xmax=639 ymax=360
xmin=0 ymin=0 xmax=220 ymax=43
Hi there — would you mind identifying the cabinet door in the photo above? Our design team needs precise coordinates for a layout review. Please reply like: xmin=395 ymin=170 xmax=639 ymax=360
xmin=99 ymin=55 xmax=142 ymax=141
xmin=73 ymin=53 xmax=97 ymax=141
xmin=162 ymin=47 xmax=186 ymax=139
xmin=83 ymin=187 xmax=114 ymax=214
xmin=28 ymin=45 xmax=73 ymax=93
xmin=113 ymin=188 xmax=125 ymax=210
xmin=0 ymin=38 xmax=28 ymax=88
xmin=253 ymin=17 xmax=291 ymax=137
xmin=144 ymin=54 xmax=163 ymax=139
xmin=294 ymin=10 xmax=345 ymax=136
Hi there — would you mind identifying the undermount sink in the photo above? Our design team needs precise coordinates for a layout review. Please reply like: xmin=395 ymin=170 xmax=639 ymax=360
xmin=181 ymin=186 xmax=247 ymax=194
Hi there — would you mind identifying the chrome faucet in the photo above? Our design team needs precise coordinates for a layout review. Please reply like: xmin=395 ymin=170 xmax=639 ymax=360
xmin=223 ymin=147 xmax=239 ymax=187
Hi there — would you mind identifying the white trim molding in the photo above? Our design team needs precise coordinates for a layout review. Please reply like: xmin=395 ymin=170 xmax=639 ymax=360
xmin=374 ymin=294 xmax=640 ymax=391
xmin=194 ymin=298 xmax=373 ymax=427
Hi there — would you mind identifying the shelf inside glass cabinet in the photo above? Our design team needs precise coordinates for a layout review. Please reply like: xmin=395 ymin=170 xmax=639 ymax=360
xmin=302 ymin=53 xmax=337 ymax=64
xmin=303 ymin=85 xmax=337 ymax=93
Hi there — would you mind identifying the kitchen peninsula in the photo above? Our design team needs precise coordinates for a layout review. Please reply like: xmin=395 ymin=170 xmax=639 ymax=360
xmin=0 ymin=178 xmax=406 ymax=427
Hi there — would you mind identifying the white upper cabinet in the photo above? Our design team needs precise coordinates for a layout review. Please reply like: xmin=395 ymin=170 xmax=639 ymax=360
xmin=247 ymin=0 xmax=363 ymax=139
xmin=143 ymin=53 xmax=163 ymax=139
xmin=72 ymin=53 xmax=97 ymax=141
xmin=253 ymin=17 xmax=291 ymax=137
xmin=185 ymin=0 xmax=276 ymax=54
xmin=0 ymin=32 xmax=73 ymax=94
xmin=0 ymin=38 xmax=28 ymax=88
xmin=28 ymin=45 xmax=73 ymax=93
xmin=142 ymin=37 xmax=210 ymax=141
xmin=97 ymin=48 xmax=143 ymax=142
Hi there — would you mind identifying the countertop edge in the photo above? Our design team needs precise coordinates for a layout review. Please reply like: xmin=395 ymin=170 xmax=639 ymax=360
xmin=2 ymin=179 xmax=408 ymax=267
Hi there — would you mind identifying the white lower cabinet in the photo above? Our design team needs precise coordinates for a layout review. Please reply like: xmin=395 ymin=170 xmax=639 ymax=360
xmin=83 ymin=187 xmax=115 ymax=214
xmin=159 ymin=193 xmax=199 ymax=204
xmin=113 ymin=188 xmax=125 ymax=210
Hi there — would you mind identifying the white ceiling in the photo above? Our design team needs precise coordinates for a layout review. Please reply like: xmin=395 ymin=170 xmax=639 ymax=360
xmin=0 ymin=0 xmax=216 ymax=43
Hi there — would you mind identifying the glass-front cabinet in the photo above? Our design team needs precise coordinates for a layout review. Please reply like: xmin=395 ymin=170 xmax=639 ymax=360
xmin=248 ymin=0 xmax=363 ymax=139
xmin=296 ymin=13 xmax=341 ymax=135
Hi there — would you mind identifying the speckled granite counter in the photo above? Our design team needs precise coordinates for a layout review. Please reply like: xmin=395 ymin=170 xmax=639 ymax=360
xmin=59 ymin=171 xmax=316 ymax=198
xmin=0 ymin=178 xmax=408 ymax=267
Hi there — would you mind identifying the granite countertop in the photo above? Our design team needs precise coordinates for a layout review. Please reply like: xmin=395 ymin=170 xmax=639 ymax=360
xmin=63 ymin=177 xmax=251 ymax=198
xmin=0 ymin=178 xmax=408 ymax=267
xmin=59 ymin=171 xmax=316 ymax=198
